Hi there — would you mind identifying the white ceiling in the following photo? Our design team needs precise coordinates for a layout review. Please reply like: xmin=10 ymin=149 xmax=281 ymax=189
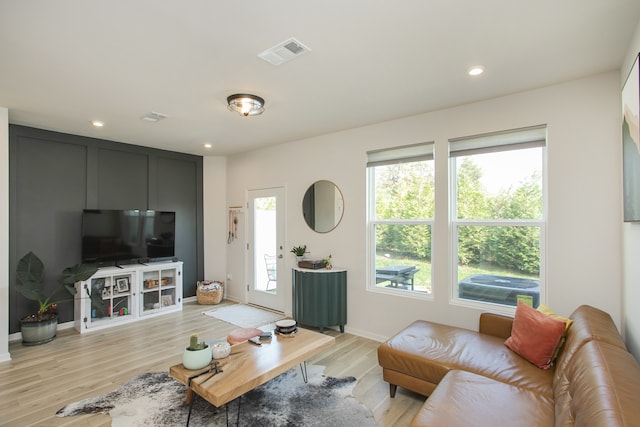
xmin=1 ymin=1 xmax=639 ymax=156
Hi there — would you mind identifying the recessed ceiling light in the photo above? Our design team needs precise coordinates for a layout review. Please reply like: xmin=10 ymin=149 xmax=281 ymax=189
xmin=468 ymin=65 xmax=485 ymax=76
xmin=204 ymin=143 xmax=213 ymax=149
xmin=91 ymin=120 xmax=104 ymax=127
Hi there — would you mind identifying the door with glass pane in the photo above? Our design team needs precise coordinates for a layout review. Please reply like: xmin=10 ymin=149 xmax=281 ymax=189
xmin=247 ymin=187 xmax=285 ymax=312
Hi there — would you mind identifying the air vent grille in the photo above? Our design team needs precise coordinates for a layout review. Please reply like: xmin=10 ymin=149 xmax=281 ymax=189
xmin=142 ymin=112 xmax=168 ymax=122
xmin=258 ymin=37 xmax=310 ymax=66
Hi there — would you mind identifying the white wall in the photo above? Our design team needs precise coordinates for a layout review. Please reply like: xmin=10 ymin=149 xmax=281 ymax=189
xmin=622 ymin=17 xmax=640 ymax=361
xmin=203 ymin=156 xmax=228 ymax=291
xmin=223 ymin=72 xmax=623 ymax=341
xmin=0 ymin=107 xmax=10 ymax=362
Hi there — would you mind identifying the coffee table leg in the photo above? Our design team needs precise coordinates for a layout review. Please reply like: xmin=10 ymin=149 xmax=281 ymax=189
xmin=224 ymin=396 xmax=242 ymax=427
xmin=299 ymin=361 xmax=308 ymax=383
xmin=186 ymin=392 xmax=196 ymax=426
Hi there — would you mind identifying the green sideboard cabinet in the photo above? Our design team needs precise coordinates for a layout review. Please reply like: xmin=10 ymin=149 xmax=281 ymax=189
xmin=292 ymin=267 xmax=347 ymax=332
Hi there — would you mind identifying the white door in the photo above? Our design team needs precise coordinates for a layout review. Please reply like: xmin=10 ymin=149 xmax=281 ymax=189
xmin=247 ymin=187 xmax=285 ymax=312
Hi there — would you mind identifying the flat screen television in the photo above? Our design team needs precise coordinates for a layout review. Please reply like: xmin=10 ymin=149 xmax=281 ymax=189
xmin=82 ymin=209 xmax=176 ymax=266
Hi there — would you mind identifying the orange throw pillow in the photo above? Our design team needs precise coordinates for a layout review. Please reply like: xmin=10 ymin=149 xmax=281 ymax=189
xmin=505 ymin=302 xmax=566 ymax=369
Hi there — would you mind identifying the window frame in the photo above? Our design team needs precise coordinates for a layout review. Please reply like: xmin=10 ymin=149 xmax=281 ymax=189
xmin=366 ymin=142 xmax=435 ymax=299
xmin=448 ymin=126 xmax=547 ymax=311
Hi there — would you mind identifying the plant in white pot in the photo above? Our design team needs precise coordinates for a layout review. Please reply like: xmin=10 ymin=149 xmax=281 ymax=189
xmin=183 ymin=334 xmax=211 ymax=370
xmin=14 ymin=251 xmax=99 ymax=345
xmin=290 ymin=245 xmax=307 ymax=263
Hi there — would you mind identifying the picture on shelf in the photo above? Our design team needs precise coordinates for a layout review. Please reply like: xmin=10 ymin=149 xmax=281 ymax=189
xmin=162 ymin=295 xmax=173 ymax=307
xmin=92 ymin=278 xmax=106 ymax=295
xmin=116 ymin=277 xmax=129 ymax=293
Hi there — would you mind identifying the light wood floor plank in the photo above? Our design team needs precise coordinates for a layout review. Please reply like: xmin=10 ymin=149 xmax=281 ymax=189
xmin=0 ymin=301 xmax=424 ymax=426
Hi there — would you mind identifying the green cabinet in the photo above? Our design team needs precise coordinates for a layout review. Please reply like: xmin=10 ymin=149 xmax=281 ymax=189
xmin=292 ymin=268 xmax=347 ymax=332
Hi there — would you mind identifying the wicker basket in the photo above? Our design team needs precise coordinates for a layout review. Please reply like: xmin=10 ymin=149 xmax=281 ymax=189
xmin=196 ymin=280 xmax=224 ymax=305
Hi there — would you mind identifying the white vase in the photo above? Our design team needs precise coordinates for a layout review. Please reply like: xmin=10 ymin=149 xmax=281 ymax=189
xmin=182 ymin=345 xmax=211 ymax=370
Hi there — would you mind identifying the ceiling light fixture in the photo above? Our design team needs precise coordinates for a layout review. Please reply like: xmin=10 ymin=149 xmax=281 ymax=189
xmin=468 ymin=65 xmax=485 ymax=76
xmin=91 ymin=120 xmax=104 ymax=127
xmin=227 ymin=94 xmax=265 ymax=117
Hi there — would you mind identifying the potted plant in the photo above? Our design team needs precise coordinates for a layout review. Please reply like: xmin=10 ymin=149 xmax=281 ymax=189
xmin=290 ymin=245 xmax=307 ymax=263
xmin=15 ymin=251 xmax=99 ymax=345
xmin=182 ymin=333 xmax=212 ymax=369
xmin=323 ymin=254 xmax=333 ymax=270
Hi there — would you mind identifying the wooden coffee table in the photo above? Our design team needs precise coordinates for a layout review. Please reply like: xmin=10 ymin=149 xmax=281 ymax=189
xmin=169 ymin=328 xmax=335 ymax=421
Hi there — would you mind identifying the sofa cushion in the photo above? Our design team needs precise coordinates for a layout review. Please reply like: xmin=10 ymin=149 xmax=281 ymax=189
xmin=410 ymin=370 xmax=554 ymax=427
xmin=505 ymin=302 xmax=566 ymax=369
xmin=553 ymin=305 xmax=626 ymax=384
xmin=537 ymin=303 xmax=573 ymax=362
xmin=378 ymin=320 xmax=554 ymax=397
xmin=554 ymin=340 xmax=640 ymax=426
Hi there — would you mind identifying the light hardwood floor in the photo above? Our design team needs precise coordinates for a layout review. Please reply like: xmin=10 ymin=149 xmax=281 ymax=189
xmin=0 ymin=301 xmax=424 ymax=426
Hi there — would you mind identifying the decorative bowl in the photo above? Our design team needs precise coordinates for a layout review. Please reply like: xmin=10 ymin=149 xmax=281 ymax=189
xmin=212 ymin=341 xmax=231 ymax=359
xmin=275 ymin=319 xmax=297 ymax=334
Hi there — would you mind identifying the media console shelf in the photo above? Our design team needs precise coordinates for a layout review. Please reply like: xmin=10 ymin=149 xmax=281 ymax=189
xmin=74 ymin=260 xmax=183 ymax=333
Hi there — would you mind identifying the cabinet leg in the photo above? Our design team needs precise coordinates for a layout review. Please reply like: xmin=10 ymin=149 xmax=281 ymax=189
xmin=340 ymin=325 xmax=344 ymax=333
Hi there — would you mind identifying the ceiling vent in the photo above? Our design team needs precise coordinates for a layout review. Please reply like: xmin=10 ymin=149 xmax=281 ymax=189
xmin=258 ymin=38 xmax=311 ymax=66
xmin=141 ymin=112 xmax=168 ymax=123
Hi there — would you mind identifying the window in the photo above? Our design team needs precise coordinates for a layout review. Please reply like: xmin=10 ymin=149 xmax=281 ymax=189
xmin=367 ymin=142 xmax=434 ymax=295
xmin=450 ymin=126 xmax=546 ymax=308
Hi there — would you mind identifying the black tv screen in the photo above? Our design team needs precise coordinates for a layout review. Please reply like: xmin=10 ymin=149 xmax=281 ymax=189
xmin=82 ymin=209 xmax=176 ymax=266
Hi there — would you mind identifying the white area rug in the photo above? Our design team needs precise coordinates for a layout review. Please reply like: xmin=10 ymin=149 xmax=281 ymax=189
xmin=56 ymin=365 xmax=380 ymax=426
xmin=203 ymin=304 xmax=285 ymax=328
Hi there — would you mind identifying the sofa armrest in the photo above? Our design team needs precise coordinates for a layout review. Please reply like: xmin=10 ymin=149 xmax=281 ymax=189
xmin=479 ymin=312 xmax=513 ymax=339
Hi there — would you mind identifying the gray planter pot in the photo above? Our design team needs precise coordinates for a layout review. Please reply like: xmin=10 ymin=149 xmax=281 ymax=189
xmin=20 ymin=316 xmax=57 ymax=346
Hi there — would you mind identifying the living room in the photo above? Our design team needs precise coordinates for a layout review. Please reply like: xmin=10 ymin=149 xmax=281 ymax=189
xmin=1 ymin=2 xmax=640 ymax=424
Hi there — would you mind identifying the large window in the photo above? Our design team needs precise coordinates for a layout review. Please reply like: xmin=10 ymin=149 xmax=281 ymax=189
xmin=450 ymin=126 xmax=546 ymax=308
xmin=367 ymin=143 xmax=434 ymax=296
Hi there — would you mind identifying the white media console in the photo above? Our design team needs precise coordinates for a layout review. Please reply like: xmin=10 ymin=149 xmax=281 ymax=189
xmin=74 ymin=260 xmax=183 ymax=333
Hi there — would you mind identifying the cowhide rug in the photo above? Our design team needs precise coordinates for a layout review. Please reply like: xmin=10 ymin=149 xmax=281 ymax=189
xmin=56 ymin=364 xmax=379 ymax=426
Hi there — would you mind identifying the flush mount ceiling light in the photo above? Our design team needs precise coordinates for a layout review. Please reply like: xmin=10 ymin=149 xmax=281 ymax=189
xmin=227 ymin=94 xmax=265 ymax=117
xmin=468 ymin=65 xmax=485 ymax=76
xmin=91 ymin=120 xmax=104 ymax=127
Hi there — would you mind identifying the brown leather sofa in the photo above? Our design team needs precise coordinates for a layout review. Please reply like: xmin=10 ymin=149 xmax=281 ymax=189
xmin=377 ymin=305 xmax=640 ymax=426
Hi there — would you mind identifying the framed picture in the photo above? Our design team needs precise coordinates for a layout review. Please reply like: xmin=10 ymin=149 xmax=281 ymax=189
xmin=116 ymin=277 xmax=130 ymax=293
xmin=162 ymin=295 xmax=173 ymax=307
xmin=623 ymin=53 xmax=640 ymax=221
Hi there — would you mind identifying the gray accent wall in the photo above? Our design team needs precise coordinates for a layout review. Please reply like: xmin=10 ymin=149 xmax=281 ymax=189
xmin=9 ymin=125 xmax=204 ymax=333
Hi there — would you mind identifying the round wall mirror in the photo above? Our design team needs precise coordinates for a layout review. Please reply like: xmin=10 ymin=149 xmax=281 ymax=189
xmin=302 ymin=180 xmax=344 ymax=233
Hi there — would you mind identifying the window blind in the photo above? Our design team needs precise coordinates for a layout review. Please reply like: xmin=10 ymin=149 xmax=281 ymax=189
xmin=449 ymin=125 xmax=546 ymax=157
xmin=367 ymin=142 xmax=434 ymax=167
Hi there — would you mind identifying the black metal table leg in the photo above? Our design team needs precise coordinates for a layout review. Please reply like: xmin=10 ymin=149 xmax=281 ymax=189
xmin=186 ymin=392 xmax=196 ymax=426
xmin=299 ymin=360 xmax=309 ymax=383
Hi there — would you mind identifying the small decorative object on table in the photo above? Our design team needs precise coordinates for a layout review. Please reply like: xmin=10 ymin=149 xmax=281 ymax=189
xmin=182 ymin=334 xmax=211 ymax=370
xmin=227 ymin=327 xmax=263 ymax=345
xmin=298 ymin=259 xmax=326 ymax=269
xmin=211 ymin=341 xmax=231 ymax=359
xmin=323 ymin=254 xmax=332 ymax=270
xmin=196 ymin=280 xmax=224 ymax=305
xmin=275 ymin=319 xmax=298 ymax=337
